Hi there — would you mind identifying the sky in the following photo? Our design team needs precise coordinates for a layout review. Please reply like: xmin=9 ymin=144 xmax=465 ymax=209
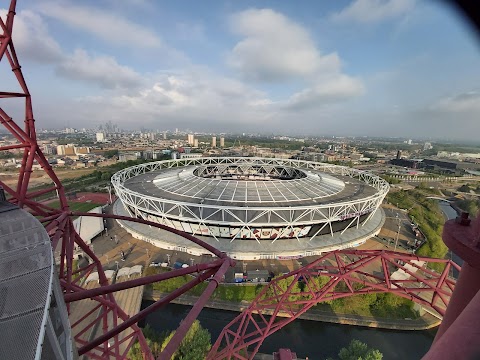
xmin=2 ymin=0 xmax=480 ymax=140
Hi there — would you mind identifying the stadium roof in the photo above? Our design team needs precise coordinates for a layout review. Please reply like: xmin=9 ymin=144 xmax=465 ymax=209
xmin=124 ymin=165 xmax=377 ymax=207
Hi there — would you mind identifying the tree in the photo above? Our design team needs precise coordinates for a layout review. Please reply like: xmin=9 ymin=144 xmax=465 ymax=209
xmin=128 ymin=324 xmax=163 ymax=360
xmin=333 ymin=339 xmax=383 ymax=360
xmin=161 ymin=320 xmax=211 ymax=360
xmin=101 ymin=172 xmax=112 ymax=181
xmin=104 ymin=149 xmax=119 ymax=158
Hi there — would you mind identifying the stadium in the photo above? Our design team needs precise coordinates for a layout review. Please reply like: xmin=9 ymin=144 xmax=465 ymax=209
xmin=112 ymin=157 xmax=389 ymax=259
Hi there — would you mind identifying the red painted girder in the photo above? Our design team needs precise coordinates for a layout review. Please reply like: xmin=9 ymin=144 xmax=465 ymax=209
xmin=64 ymin=259 xmax=224 ymax=303
xmin=72 ymin=211 xmax=230 ymax=259
xmin=77 ymin=265 xmax=222 ymax=356
xmin=208 ymin=251 xmax=458 ymax=360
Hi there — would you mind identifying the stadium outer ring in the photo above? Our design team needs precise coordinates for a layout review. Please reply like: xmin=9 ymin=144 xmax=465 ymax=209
xmin=111 ymin=157 xmax=389 ymax=259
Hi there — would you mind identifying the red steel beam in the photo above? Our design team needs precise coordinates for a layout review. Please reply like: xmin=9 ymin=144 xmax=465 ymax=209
xmin=161 ymin=258 xmax=233 ymax=359
xmin=64 ymin=259 xmax=224 ymax=303
xmin=208 ymin=251 xmax=458 ymax=359
xmin=77 ymin=265 xmax=221 ymax=356
xmin=72 ymin=211 xmax=228 ymax=259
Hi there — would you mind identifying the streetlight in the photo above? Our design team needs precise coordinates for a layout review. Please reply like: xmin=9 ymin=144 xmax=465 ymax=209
xmin=115 ymin=261 xmax=119 ymax=272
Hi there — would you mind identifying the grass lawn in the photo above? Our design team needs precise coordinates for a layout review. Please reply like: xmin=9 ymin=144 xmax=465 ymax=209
xmin=48 ymin=200 xmax=102 ymax=212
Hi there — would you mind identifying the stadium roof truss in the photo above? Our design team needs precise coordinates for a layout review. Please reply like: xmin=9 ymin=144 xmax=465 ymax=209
xmin=112 ymin=158 xmax=389 ymax=243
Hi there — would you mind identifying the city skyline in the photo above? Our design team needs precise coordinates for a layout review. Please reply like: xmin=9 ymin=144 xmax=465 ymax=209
xmin=2 ymin=1 xmax=480 ymax=140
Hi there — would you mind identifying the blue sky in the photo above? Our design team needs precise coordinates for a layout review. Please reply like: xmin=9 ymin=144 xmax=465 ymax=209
xmin=2 ymin=0 xmax=480 ymax=140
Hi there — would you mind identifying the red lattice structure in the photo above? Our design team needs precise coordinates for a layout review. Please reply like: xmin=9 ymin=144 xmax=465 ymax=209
xmin=208 ymin=250 xmax=460 ymax=360
xmin=0 ymin=2 xmax=234 ymax=359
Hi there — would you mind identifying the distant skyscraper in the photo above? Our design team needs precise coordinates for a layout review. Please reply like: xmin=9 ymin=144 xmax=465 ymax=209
xmin=175 ymin=128 xmax=178 ymax=134
xmin=188 ymin=134 xmax=195 ymax=145
xmin=220 ymin=137 xmax=225 ymax=147
xmin=96 ymin=132 xmax=105 ymax=142
xmin=396 ymin=150 xmax=402 ymax=159
xmin=163 ymin=131 xmax=167 ymax=140
xmin=194 ymin=139 xmax=199 ymax=147
xmin=212 ymin=136 xmax=216 ymax=148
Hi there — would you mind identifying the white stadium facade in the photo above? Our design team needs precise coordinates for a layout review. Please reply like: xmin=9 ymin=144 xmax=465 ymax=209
xmin=112 ymin=157 xmax=389 ymax=260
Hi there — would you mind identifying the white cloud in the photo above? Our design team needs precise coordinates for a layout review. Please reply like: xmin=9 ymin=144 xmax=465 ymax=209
xmin=75 ymin=69 xmax=274 ymax=128
xmin=0 ymin=9 xmax=142 ymax=91
xmin=175 ymin=22 xmax=207 ymax=43
xmin=433 ymin=91 xmax=480 ymax=113
xmin=38 ymin=2 xmax=161 ymax=48
xmin=228 ymin=8 xmax=341 ymax=82
xmin=0 ymin=9 xmax=63 ymax=63
xmin=55 ymin=49 xmax=143 ymax=89
xmin=226 ymin=8 xmax=364 ymax=108
xmin=0 ymin=8 xmax=144 ymax=89
xmin=286 ymin=75 xmax=365 ymax=110
xmin=332 ymin=0 xmax=415 ymax=24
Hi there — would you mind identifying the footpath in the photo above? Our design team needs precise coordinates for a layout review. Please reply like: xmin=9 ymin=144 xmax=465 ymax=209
xmin=143 ymin=289 xmax=441 ymax=331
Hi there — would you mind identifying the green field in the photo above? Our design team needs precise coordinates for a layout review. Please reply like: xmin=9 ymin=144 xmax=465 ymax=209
xmin=48 ymin=200 xmax=102 ymax=212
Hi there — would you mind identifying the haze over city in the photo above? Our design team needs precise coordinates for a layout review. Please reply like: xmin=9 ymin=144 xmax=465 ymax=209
xmin=2 ymin=0 xmax=480 ymax=140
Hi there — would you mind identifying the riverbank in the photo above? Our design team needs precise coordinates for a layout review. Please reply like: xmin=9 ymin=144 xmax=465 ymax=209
xmin=143 ymin=289 xmax=441 ymax=331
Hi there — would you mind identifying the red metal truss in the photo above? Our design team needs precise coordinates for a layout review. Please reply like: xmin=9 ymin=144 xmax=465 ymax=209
xmin=208 ymin=250 xmax=460 ymax=360
xmin=0 ymin=3 xmax=234 ymax=359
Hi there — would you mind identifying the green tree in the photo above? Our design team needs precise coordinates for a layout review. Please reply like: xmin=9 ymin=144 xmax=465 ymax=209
xmin=104 ymin=149 xmax=119 ymax=158
xmin=457 ymin=184 xmax=471 ymax=193
xmin=128 ymin=324 xmax=163 ymax=359
xmin=101 ymin=172 xmax=112 ymax=181
xmin=161 ymin=320 xmax=211 ymax=360
xmin=331 ymin=339 xmax=383 ymax=360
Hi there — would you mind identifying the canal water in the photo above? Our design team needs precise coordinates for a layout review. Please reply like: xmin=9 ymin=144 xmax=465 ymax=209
xmin=142 ymin=301 xmax=436 ymax=359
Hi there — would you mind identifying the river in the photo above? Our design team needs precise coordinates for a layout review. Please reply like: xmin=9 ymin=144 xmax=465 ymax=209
xmin=141 ymin=301 xmax=436 ymax=359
